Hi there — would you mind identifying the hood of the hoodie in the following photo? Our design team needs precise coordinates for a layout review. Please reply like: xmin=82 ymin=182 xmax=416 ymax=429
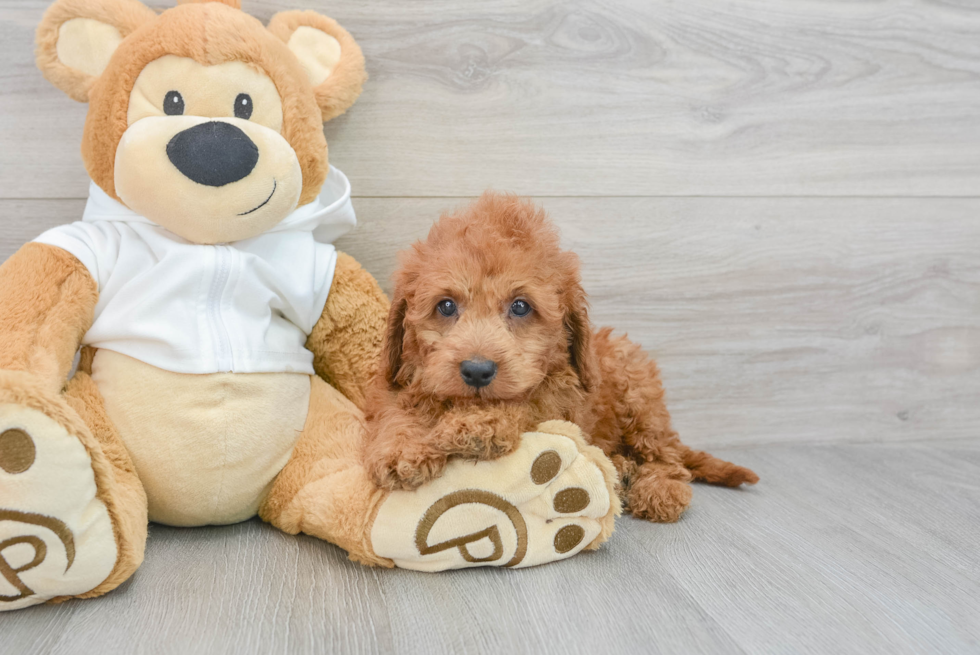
xmin=82 ymin=166 xmax=356 ymax=245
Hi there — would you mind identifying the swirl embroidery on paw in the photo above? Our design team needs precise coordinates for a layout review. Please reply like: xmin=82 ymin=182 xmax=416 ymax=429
xmin=414 ymin=490 xmax=528 ymax=567
xmin=0 ymin=510 xmax=75 ymax=603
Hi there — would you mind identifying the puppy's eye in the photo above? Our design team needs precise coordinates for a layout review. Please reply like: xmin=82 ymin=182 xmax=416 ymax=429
xmin=437 ymin=299 xmax=458 ymax=317
xmin=164 ymin=90 xmax=184 ymax=116
xmin=234 ymin=93 xmax=253 ymax=120
xmin=510 ymin=299 xmax=532 ymax=317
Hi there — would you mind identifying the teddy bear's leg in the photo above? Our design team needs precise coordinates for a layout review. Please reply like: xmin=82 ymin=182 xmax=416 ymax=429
xmin=62 ymin=367 xmax=148 ymax=596
xmin=259 ymin=377 xmax=390 ymax=566
xmin=371 ymin=419 xmax=621 ymax=570
xmin=0 ymin=368 xmax=147 ymax=611
xmin=260 ymin=378 xmax=621 ymax=570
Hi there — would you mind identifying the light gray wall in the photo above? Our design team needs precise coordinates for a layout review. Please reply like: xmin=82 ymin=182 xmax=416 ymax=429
xmin=2 ymin=0 xmax=978 ymax=448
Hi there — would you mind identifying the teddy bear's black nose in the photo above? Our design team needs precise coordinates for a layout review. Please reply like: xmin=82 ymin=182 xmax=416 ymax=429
xmin=166 ymin=121 xmax=259 ymax=187
xmin=460 ymin=359 xmax=497 ymax=388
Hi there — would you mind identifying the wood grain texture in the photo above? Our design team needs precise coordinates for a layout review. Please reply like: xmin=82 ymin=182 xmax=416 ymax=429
xmin=3 ymin=441 xmax=979 ymax=654
xmin=3 ymin=196 xmax=977 ymax=448
xmin=3 ymin=0 xmax=980 ymax=197
xmin=338 ymin=196 xmax=980 ymax=448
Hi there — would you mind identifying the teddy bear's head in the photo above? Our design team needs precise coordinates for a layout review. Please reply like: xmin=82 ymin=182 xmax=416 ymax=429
xmin=36 ymin=0 xmax=365 ymax=244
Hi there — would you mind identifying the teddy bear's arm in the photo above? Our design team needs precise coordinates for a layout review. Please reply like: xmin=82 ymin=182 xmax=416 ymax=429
xmin=305 ymin=252 xmax=388 ymax=409
xmin=0 ymin=243 xmax=97 ymax=393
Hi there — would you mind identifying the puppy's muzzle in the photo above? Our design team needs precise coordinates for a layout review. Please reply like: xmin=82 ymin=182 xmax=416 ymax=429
xmin=460 ymin=359 xmax=497 ymax=389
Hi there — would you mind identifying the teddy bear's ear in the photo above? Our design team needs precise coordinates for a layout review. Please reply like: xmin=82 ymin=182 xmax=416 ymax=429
xmin=267 ymin=10 xmax=367 ymax=122
xmin=35 ymin=0 xmax=155 ymax=102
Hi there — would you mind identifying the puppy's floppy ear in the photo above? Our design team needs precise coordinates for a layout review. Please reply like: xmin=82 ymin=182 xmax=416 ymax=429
xmin=381 ymin=292 xmax=408 ymax=388
xmin=564 ymin=285 xmax=601 ymax=394
xmin=267 ymin=10 xmax=367 ymax=122
xmin=35 ymin=0 xmax=155 ymax=102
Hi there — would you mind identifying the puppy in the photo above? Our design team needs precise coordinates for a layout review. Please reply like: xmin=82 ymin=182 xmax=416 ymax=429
xmin=363 ymin=193 xmax=758 ymax=522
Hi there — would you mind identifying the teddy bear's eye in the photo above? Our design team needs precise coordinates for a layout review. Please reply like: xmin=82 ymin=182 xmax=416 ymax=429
xmin=164 ymin=90 xmax=184 ymax=116
xmin=235 ymin=93 xmax=253 ymax=120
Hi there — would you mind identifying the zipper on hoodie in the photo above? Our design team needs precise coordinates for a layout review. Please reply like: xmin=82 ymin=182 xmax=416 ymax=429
xmin=207 ymin=245 xmax=235 ymax=372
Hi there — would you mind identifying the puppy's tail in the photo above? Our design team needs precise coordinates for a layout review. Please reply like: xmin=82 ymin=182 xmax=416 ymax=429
xmin=680 ymin=446 xmax=759 ymax=487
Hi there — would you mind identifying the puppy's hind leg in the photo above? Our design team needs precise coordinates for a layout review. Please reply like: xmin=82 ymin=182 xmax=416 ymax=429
xmin=623 ymin=461 xmax=692 ymax=523
xmin=592 ymin=330 xmax=756 ymax=523
xmin=592 ymin=329 xmax=686 ymax=466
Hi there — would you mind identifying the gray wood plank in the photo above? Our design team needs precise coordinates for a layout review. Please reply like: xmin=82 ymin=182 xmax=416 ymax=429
xmin=342 ymin=197 xmax=980 ymax=448
xmin=628 ymin=440 xmax=980 ymax=655
xmin=2 ymin=196 xmax=978 ymax=448
xmin=0 ymin=199 xmax=82 ymax=254
xmin=3 ymin=441 xmax=978 ymax=654
xmin=3 ymin=0 xmax=980 ymax=198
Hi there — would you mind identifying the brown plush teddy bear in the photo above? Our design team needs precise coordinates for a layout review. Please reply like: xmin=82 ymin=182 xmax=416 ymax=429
xmin=0 ymin=0 xmax=619 ymax=611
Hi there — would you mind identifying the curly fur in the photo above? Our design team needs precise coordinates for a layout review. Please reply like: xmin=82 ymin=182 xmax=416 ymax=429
xmin=363 ymin=192 xmax=758 ymax=522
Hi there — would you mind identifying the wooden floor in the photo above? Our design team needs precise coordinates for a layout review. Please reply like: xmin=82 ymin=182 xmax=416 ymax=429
xmin=5 ymin=442 xmax=980 ymax=654
xmin=2 ymin=0 xmax=979 ymax=652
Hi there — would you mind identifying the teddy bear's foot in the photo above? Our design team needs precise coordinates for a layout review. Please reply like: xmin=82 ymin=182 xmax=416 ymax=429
xmin=0 ymin=403 xmax=117 ymax=611
xmin=370 ymin=420 xmax=620 ymax=571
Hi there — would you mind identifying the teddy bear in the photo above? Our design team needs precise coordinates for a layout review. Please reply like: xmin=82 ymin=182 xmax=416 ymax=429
xmin=0 ymin=0 xmax=620 ymax=611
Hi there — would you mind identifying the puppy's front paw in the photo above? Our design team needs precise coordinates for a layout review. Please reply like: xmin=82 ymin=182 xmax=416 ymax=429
xmin=367 ymin=446 xmax=449 ymax=492
xmin=440 ymin=412 xmax=522 ymax=461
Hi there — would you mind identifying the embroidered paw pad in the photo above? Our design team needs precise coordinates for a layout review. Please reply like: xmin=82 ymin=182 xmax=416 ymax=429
xmin=370 ymin=422 xmax=616 ymax=571
xmin=0 ymin=404 xmax=117 ymax=611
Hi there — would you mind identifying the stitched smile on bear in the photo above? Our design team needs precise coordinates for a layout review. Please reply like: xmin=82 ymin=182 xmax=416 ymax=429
xmin=115 ymin=55 xmax=303 ymax=244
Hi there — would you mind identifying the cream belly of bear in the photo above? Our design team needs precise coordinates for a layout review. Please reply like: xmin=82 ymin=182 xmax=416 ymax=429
xmin=90 ymin=349 xmax=310 ymax=526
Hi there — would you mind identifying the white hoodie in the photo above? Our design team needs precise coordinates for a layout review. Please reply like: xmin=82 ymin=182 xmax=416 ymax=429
xmin=34 ymin=166 xmax=356 ymax=375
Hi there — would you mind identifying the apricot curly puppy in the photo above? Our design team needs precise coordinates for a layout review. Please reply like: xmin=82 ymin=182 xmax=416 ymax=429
xmin=364 ymin=193 xmax=758 ymax=522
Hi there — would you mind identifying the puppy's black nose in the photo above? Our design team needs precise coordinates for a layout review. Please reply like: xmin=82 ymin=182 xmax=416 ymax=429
xmin=166 ymin=121 xmax=258 ymax=187
xmin=460 ymin=359 xmax=497 ymax=388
